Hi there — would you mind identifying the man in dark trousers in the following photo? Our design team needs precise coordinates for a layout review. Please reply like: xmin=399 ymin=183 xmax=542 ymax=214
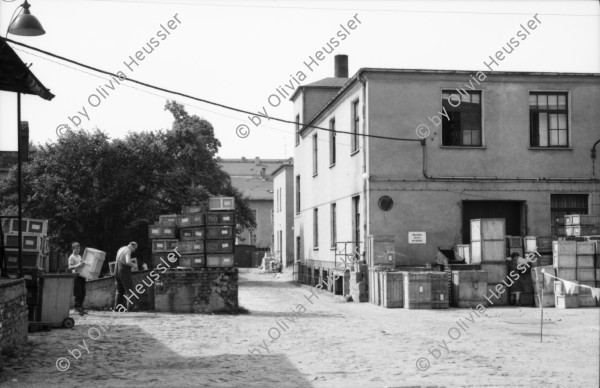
xmin=114 ymin=241 xmax=138 ymax=312
xmin=68 ymin=242 xmax=87 ymax=315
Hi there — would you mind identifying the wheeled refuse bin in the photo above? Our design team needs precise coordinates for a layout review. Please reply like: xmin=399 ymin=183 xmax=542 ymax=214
xmin=36 ymin=273 xmax=77 ymax=328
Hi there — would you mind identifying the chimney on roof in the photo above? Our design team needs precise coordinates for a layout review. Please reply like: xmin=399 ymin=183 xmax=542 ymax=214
xmin=334 ymin=55 xmax=348 ymax=78
xmin=255 ymin=157 xmax=260 ymax=165
xmin=19 ymin=121 xmax=29 ymax=161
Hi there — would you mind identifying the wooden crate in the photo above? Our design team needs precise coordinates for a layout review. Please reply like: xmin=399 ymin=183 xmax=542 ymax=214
xmin=534 ymin=293 xmax=555 ymax=308
xmin=4 ymin=234 xmax=46 ymax=252
xmin=576 ymin=242 xmax=596 ymax=255
xmin=148 ymin=225 xmax=176 ymax=239
xmin=182 ymin=205 xmax=205 ymax=214
xmin=79 ymin=248 xmax=106 ymax=280
xmin=556 ymin=295 xmax=579 ymax=308
xmin=178 ymin=240 xmax=205 ymax=254
xmin=565 ymin=214 xmax=600 ymax=226
xmin=536 ymin=237 xmax=553 ymax=252
xmin=480 ymin=261 xmax=508 ymax=283
xmin=158 ymin=214 xmax=177 ymax=225
xmin=206 ymin=254 xmax=234 ymax=267
xmin=179 ymin=254 xmax=205 ymax=268
xmin=451 ymin=270 xmax=487 ymax=308
xmin=8 ymin=218 xmax=48 ymax=235
xmin=151 ymin=253 xmax=179 ymax=269
xmin=205 ymin=211 xmax=236 ymax=226
xmin=506 ymin=236 xmax=523 ymax=248
xmin=471 ymin=240 xmax=506 ymax=264
xmin=471 ymin=219 xmax=506 ymax=241
xmin=554 ymin=241 xmax=576 ymax=255
xmin=431 ymin=272 xmax=449 ymax=309
xmin=576 ymin=268 xmax=596 ymax=282
xmin=556 ymin=268 xmax=576 ymax=281
xmin=206 ymin=226 xmax=233 ymax=240
xmin=180 ymin=227 xmax=206 ymax=241
xmin=380 ymin=271 xmax=403 ymax=308
xmin=524 ymin=236 xmax=537 ymax=253
xmin=176 ymin=213 xmax=204 ymax=227
xmin=403 ymin=272 xmax=432 ymax=309
xmin=554 ymin=254 xmax=576 ymax=268
xmin=566 ymin=226 xmax=599 ymax=237
xmin=454 ymin=244 xmax=470 ymax=263
xmin=519 ymin=293 xmax=535 ymax=306
xmin=205 ymin=240 xmax=234 ymax=254
xmin=208 ymin=197 xmax=235 ymax=211
xmin=5 ymin=251 xmax=44 ymax=270
xmin=576 ymin=255 xmax=595 ymax=269
xmin=151 ymin=239 xmax=178 ymax=253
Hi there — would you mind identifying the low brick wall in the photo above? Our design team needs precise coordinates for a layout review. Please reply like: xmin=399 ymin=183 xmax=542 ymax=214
xmin=155 ymin=268 xmax=238 ymax=313
xmin=0 ymin=279 xmax=28 ymax=353
xmin=83 ymin=270 xmax=155 ymax=311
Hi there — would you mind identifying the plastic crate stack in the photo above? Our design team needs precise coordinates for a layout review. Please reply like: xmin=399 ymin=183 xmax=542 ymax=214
xmin=148 ymin=197 xmax=236 ymax=269
xmin=2 ymin=218 xmax=49 ymax=320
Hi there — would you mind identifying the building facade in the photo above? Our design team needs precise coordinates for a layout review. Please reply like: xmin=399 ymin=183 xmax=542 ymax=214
xmin=293 ymin=58 xmax=600 ymax=268
xmin=272 ymin=161 xmax=294 ymax=266
xmin=220 ymin=157 xmax=291 ymax=251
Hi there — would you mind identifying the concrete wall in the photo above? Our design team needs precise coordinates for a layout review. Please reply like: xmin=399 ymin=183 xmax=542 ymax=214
xmin=154 ymin=268 xmax=238 ymax=313
xmin=0 ymin=279 xmax=28 ymax=353
xmin=294 ymin=83 xmax=365 ymax=267
xmin=273 ymin=166 xmax=295 ymax=266
xmin=83 ymin=270 xmax=155 ymax=310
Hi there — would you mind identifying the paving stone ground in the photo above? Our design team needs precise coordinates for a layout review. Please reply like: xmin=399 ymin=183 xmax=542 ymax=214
xmin=0 ymin=268 xmax=598 ymax=387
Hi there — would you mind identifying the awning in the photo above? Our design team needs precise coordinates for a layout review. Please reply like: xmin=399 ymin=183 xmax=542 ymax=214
xmin=0 ymin=36 xmax=53 ymax=100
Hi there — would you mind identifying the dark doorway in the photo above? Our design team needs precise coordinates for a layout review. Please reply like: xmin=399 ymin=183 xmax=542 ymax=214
xmin=462 ymin=201 xmax=524 ymax=243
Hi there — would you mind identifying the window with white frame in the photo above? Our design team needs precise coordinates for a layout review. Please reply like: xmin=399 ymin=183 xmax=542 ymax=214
xmin=530 ymin=92 xmax=569 ymax=147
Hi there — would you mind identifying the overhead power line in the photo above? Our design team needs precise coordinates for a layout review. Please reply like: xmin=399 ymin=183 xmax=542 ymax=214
xmin=5 ymin=38 xmax=422 ymax=143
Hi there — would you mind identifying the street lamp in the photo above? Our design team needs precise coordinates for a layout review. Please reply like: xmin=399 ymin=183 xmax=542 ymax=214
xmin=7 ymin=0 xmax=45 ymax=36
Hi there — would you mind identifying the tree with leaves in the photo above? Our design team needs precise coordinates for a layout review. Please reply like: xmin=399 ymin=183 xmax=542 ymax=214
xmin=0 ymin=101 xmax=255 ymax=272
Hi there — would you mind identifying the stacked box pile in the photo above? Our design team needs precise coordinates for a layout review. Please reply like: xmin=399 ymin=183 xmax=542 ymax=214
xmin=471 ymin=219 xmax=509 ymax=306
xmin=148 ymin=198 xmax=236 ymax=269
xmin=553 ymin=239 xmax=598 ymax=308
xmin=2 ymin=218 xmax=49 ymax=320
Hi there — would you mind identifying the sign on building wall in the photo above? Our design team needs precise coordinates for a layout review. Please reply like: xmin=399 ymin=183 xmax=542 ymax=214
xmin=408 ymin=232 xmax=426 ymax=244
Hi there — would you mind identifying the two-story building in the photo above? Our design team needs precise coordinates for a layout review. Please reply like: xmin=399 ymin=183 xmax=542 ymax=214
xmin=272 ymin=160 xmax=294 ymax=266
xmin=293 ymin=55 xmax=600 ymax=268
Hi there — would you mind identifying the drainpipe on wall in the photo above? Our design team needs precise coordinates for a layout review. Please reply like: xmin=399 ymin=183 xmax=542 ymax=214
xmin=360 ymin=74 xmax=368 ymax=260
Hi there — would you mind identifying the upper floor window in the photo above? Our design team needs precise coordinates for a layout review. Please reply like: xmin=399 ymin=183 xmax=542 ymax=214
xmin=295 ymin=175 xmax=301 ymax=214
xmin=295 ymin=114 xmax=300 ymax=145
xmin=442 ymin=91 xmax=482 ymax=147
xmin=329 ymin=118 xmax=336 ymax=166
xmin=530 ymin=92 xmax=569 ymax=148
xmin=312 ymin=133 xmax=318 ymax=176
xmin=351 ymin=100 xmax=360 ymax=152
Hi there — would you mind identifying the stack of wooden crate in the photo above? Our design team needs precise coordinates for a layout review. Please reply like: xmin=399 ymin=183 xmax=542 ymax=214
xmin=471 ymin=219 xmax=508 ymax=306
xmin=565 ymin=214 xmax=599 ymax=237
xmin=2 ymin=218 xmax=49 ymax=318
xmin=553 ymin=240 xmax=597 ymax=308
xmin=148 ymin=198 xmax=236 ymax=269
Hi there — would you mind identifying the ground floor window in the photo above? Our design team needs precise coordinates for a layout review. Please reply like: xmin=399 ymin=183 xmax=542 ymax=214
xmin=550 ymin=194 xmax=588 ymax=235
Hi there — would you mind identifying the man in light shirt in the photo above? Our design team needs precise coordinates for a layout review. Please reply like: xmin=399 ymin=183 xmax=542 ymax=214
xmin=67 ymin=242 xmax=87 ymax=315
xmin=113 ymin=241 xmax=138 ymax=312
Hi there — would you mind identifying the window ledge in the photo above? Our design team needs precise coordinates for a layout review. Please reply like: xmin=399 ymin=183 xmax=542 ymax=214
xmin=528 ymin=147 xmax=572 ymax=151
xmin=350 ymin=149 xmax=360 ymax=156
xmin=439 ymin=145 xmax=486 ymax=149
xmin=313 ymin=247 xmax=319 ymax=251
xmin=313 ymin=173 xmax=318 ymax=177
xmin=329 ymin=163 xmax=336 ymax=169
xmin=330 ymin=247 xmax=336 ymax=251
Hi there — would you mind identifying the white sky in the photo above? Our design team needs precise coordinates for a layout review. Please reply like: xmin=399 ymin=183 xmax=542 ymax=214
xmin=0 ymin=0 xmax=598 ymax=158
